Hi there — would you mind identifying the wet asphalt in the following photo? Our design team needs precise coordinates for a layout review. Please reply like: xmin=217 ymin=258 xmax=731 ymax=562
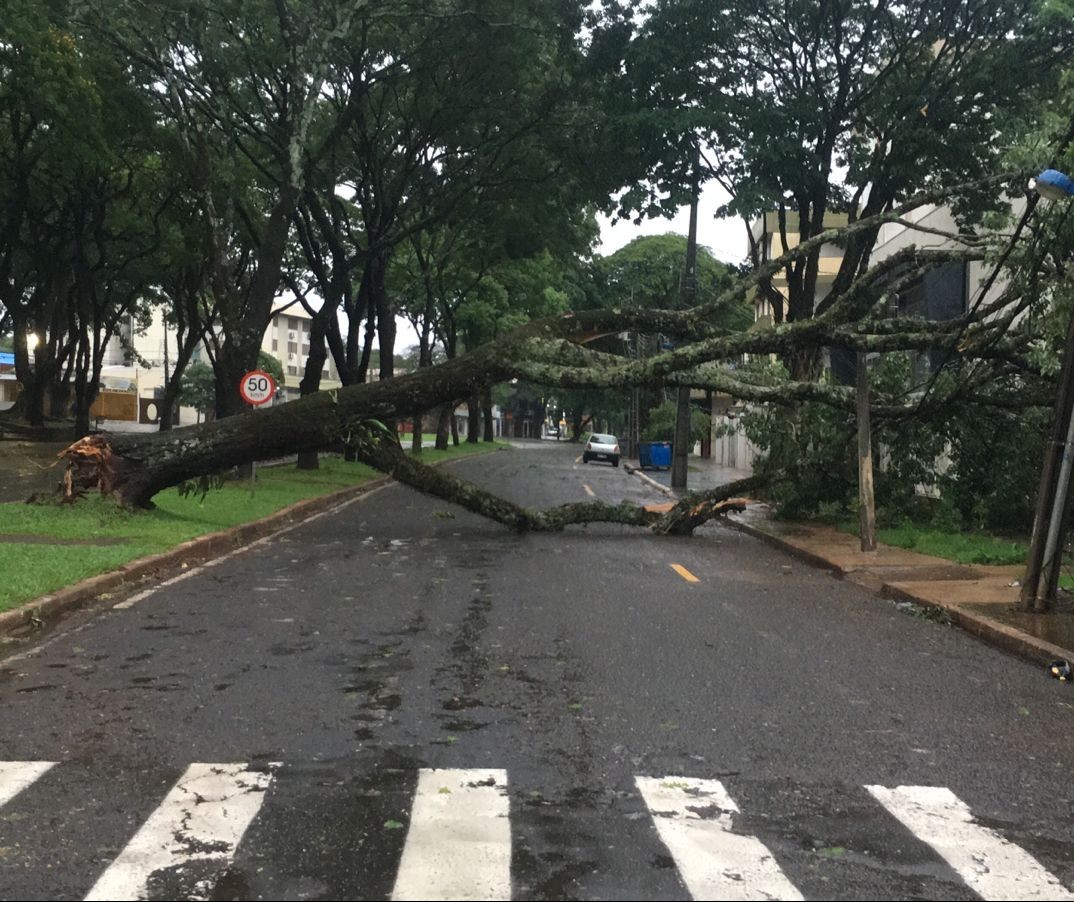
xmin=1 ymin=440 xmax=1073 ymax=900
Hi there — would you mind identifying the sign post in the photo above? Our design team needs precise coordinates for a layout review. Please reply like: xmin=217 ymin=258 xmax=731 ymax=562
xmin=239 ymin=370 xmax=277 ymax=495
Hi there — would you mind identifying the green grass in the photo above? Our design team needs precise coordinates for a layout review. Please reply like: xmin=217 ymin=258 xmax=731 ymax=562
xmin=839 ymin=520 xmax=1027 ymax=566
xmin=0 ymin=442 xmax=506 ymax=612
xmin=397 ymin=432 xmax=441 ymax=443
xmin=408 ymin=440 xmax=508 ymax=464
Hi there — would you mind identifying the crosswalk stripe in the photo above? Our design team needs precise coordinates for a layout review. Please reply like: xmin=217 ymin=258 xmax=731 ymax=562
xmin=84 ymin=762 xmax=274 ymax=902
xmin=635 ymin=776 xmax=803 ymax=901
xmin=0 ymin=761 xmax=55 ymax=809
xmin=866 ymin=785 xmax=1074 ymax=901
xmin=4 ymin=758 xmax=1073 ymax=902
xmin=392 ymin=768 xmax=511 ymax=902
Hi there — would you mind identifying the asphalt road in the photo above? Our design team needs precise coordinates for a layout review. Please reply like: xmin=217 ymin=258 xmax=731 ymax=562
xmin=1 ymin=441 xmax=1073 ymax=901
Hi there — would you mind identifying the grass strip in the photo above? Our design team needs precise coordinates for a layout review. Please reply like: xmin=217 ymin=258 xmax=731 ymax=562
xmin=836 ymin=520 xmax=1027 ymax=566
xmin=0 ymin=443 xmax=505 ymax=611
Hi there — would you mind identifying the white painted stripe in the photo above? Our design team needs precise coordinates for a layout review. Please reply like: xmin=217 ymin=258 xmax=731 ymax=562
xmin=0 ymin=761 xmax=54 ymax=809
xmin=636 ymin=776 xmax=803 ymax=902
xmin=582 ymin=484 xmax=595 ymax=497
xmin=392 ymin=768 xmax=511 ymax=902
xmin=112 ymin=484 xmax=391 ymax=610
xmin=84 ymin=762 xmax=273 ymax=901
xmin=867 ymin=785 xmax=1074 ymax=901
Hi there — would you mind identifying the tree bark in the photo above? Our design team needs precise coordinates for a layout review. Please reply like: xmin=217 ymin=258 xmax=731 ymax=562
xmin=482 ymin=388 xmax=495 ymax=442
xmin=352 ymin=431 xmax=773 ymax=536
xmin=296 ymin=311 xmax=329 ymax=471
xmin=435 ymin=403 xmax=452 ymax=450
xmin=411 ymin=415 xmax=423 ymax=453
xmin=856 ymin=351 xmax=877 ymax=552
xmin=466 ymin=395 xmax=480 ymax=443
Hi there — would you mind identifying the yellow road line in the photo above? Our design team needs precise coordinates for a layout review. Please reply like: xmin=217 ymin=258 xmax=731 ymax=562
xmin=670 ymin=564 xmax=700 ymax=584
xmin=583 ymin=484 xmax=595 ymax=497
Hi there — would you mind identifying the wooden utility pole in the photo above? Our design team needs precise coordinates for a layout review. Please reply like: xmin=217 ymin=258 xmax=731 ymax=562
xmin=671 ymin=144 xmax=701 ymax=489
xmin=856 ymin=351 xmax=877 ymax=552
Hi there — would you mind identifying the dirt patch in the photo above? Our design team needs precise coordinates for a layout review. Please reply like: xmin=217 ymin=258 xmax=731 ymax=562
xmin=0 ymin=440 xmax=68 ymax=503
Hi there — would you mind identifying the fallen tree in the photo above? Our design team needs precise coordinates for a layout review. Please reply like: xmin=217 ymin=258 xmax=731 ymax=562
xmin=352 ymin=430 xmax=770 ymax=534
xmin=57 ymin=174 xmax=1056 ymax=536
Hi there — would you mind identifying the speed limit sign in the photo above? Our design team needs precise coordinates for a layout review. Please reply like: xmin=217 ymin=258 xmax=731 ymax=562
xmin=240 ymin=370 xmax=277 ymax=406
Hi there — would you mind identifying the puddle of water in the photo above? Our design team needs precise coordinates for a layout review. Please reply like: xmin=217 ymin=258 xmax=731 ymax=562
xmin=978 ymin=601 xmax=1074 ymax=649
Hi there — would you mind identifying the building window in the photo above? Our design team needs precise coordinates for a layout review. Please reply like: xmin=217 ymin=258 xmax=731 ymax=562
xmin=271 ymin=339 xmax=278 ymax=351
xmin=288 ymin=316 xmax=298 ymax=330
xmin=288 ymin=341 xmax=297 ymax=354
xmin=322 ymin=369 xmax=329 ymax=379
xmin=287 ymin=365 xmax=297 ymax=376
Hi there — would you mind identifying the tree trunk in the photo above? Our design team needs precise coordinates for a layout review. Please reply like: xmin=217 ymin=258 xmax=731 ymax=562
xmin=49 ymin=370 xmax=72 ymax=422
xmin=411 ymin=415 xmax=423 ymax=453
xmin=158 ymin=338 xmax=198 ymax=433
xmin=482 ymin=388 xmax=494 ymax=442
xmin=789 ymin=346 xmax=824 ymax=382
xmin=467 ymin=395 xmax=480 ymax=443
xmin=296 ymin=311 xmax=329 ymax=470
xmin=349 ymin=431 xmax=772 ymax=536
xmin=856 ymin=351 xmax=877 ymax=552
xmin=72 ymin=329 xmax=92 ymax=437
xmin=671 ymin=385 xmax=691 ymax=488
xmin=63 ymin=343 xmax=515 ymax=507
xmin=435 ymin=404 xmax=452 ymax=450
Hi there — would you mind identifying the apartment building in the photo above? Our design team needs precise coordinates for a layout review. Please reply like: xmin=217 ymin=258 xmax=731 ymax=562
xmin=263 ymin=304 xmax=343 ymax=401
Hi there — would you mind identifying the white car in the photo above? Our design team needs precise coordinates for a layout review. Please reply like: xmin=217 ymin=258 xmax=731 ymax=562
xmin=582 ymin=433 xmax=620 ymax=467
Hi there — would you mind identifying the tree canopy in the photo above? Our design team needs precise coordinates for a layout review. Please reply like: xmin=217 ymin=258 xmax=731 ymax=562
xmin=2 ymin=0 xmax=1074 ymax=599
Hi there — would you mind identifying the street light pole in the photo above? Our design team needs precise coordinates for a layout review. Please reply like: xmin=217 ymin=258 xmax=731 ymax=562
xmin=671 ymin=143 xmax=700 ymax=489
xmin=1021 ymin=169 xmax=1074 ymax=610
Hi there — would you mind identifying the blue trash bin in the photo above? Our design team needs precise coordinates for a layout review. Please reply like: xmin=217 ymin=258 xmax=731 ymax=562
xmin=638 ymin=441 xmax=672 ymax=470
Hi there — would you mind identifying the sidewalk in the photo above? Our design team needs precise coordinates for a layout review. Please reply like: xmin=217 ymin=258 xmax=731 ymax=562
xmin=627 ymin=454 xmax=751 ymax=495
xmin=727 ymin=510 xmax=1074 ymax=668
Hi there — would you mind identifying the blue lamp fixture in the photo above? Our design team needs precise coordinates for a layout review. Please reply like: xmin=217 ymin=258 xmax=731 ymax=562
xmin=1033 ymin=168 xmax=1074 ymax=200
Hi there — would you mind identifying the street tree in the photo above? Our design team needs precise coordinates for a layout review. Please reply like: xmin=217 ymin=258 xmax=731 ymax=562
xmin=58 ymin=177 xmax=1060 ymax=543
xmin=600 ymin=0 xmax=1073 ymax=377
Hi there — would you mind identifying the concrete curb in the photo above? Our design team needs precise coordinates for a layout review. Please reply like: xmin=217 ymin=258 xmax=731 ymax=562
xmin=0 ymin=477 xmax=390 ymax=639
xmin=725 ymin=516 xmax=1072 ymax=668
xmin=879 ymin=583 xmax=1072 ymax=667
xmin=722 ymin=518 xmax=844 ymax=575
xmin=0 ymin=446 xmax=505 ymax=639
xmin=623 ymin=463 xmax=675 ymax=497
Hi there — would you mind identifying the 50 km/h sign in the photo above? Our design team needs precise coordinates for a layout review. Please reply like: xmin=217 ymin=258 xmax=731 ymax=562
xmin=240 ymin=370 xmax=277 ymax=406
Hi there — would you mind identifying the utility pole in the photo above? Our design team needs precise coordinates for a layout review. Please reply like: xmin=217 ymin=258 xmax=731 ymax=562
xmin=671 ymin=143 xmax=700 ymax=489
xmin=856 ymin=351 xmax=877 ymax=552
xmin=1022 ymin=298 xmax=1074 ymax=610
xmin=1019 ymin=168 xmax=1074 ymax=610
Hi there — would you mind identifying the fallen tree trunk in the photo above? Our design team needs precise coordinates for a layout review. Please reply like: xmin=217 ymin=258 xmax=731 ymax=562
xmin=61 ymin=345 xmax=514 ymax=507
xmin=354 ymin=432 xmax=774 ymax=535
